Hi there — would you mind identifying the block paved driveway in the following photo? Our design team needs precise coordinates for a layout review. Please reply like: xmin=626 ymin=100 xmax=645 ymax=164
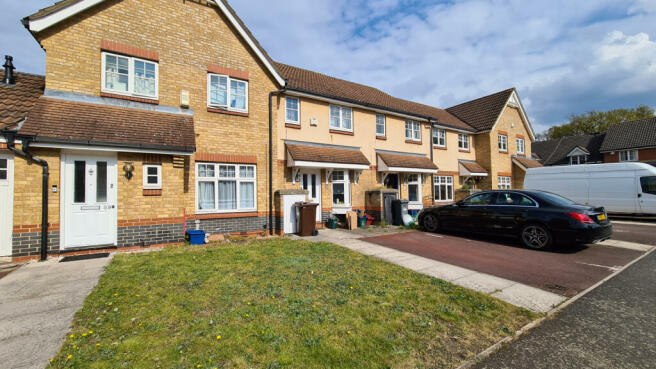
xmin=362 ymin=223 xmax=651 ymax=299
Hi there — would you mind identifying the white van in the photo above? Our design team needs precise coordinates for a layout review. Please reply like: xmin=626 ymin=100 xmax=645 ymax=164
xmin=524 ymin=162 xmax=656 ymax=215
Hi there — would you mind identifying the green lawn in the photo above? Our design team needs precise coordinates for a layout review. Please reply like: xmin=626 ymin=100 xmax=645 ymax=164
xmin=48 ymin=239 xmax=536 ymax=369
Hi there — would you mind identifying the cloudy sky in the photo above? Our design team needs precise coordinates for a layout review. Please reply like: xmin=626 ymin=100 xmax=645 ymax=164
xmin=2 ymin=0 xmax=655 ymax=133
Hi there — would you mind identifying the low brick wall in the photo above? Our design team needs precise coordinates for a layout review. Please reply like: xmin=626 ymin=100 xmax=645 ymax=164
xmin=11 ymin=230 xmax=61 ymax=258
xmin=118 ymin=223 xmax=185 ymax=247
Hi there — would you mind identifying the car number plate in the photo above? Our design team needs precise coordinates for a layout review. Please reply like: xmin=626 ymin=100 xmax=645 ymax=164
xmin=598 ymin=214 xmax=607 ymax=221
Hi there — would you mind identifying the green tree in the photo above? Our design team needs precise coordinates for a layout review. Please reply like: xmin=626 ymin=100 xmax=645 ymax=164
xmin=540 ymin=105 xmax=655 ymax=140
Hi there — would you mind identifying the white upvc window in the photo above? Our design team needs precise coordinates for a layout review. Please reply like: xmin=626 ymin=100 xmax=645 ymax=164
xmin=196 ymin=163 xmax=256 ymax=213
xmin=285 ymin=97 xmax=300 ymax=124
xmin=207 ymin=73 xmax=249 ymax=113
xmin=0 ymin=158 xmax=7 ymax=181
xmin=407 ymin=174 xmax=422 ymax=203
xmin=434 ymin=175 xmax=453 ymax=201
xmin=102 ymin=52 xmax=158 ymax=99
xmin=498 ymin=176 xmax=512 ymax=190
xmin=517 ymin=138 xmax=525 ymax=154
xmin=329 ymin=105 xmax=353 ymax=132
xmin=619 ymin=150 xmax=638 ymax=162
xmin=332 ymin=170 xmax=351 ymax=206
xmin=143 ymin=164 xmax=162 ymax=190
xmin=570 ymin=155 xmax=587 ymax=165
xmin=405 ymin=120 xmax=421 ymax=141
xmin=376 ymin=114 xmax=386 ymax=137
xmin=498 ymin=134 xmax=508 ymax=152
xmin=458 ymin=134 xmax=470 ymax=150
xmin=433 ymin=129 xmax=446 ymax=147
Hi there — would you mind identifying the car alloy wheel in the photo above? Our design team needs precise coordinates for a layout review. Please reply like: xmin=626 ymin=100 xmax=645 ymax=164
xmin=521 ymin=224 xmax=551 ymax=250
xmin=422 ymin=214 xmax=440 ymax=233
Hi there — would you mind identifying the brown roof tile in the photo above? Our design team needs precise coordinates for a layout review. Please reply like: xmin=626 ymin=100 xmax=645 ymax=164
xmin=275 ymin=63 xmax=473 ymax=132
xmin=0 ymin=71 xmax=45 ymax=130
xmin=446 ymin=88 xmax=514 ymax=131
xmin=287 ymin=144 xmax=370 ymax=166
xmin=19 ymin=97 xmax=196 ymax=152
xmin=513 ymin=157 xmax=543 ymax=169
xmin=459 ymin=160 xmax=488 ymax=174
xmin=378 ymin=152 xmax=437 ymax=170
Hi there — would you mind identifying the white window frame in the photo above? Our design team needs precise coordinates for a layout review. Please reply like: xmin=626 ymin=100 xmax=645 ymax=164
xmin=458 ymin=134 xmax=470 ymax=151
xmin=329 ymin=105 xmax=353 ymax=132
xmin=285 ymin=97 xmax=300 ymax=125
xmin=376 ymin=114 xmax=386 ymax=137
xmin=434 ymin=175 xmax=454 ymax=202
xmin=433 ymin=129 xmax=446 ymax=148
xmin=143 ymin=164 xmax=162 ymax=190
xmin=0 ymin=158 xmax=8 ymax=182
xmin=498 ymin=134 xmax=508 ymax=152
xmin=407 ymin=174 xmax=422 ymax=204
xmin=207 ymin=73 xmax=249 ymax=113
xmin=331 ymin=170 xmax=351 ymax=207
xmin=195 ymin=163 xmax=257 ymax=214
xmin=101 ymin=52 xmax=159 ymax=100
xmin=570 ymin=155 xmax=587 ymax=165
xmin=516 ymin=138 xmax=525 ymax=154
xmin=405 ymin=120 xmax=421 ymax=142
xmin=619 ymin=150 xmax=638 ymax=162
xmin=498 ymin=176 xmax=512 ymax=190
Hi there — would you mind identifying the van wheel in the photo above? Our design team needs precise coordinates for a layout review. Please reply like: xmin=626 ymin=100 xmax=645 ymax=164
xmin=422 ymin=214 xmax=440 ymax=233
xmin=521 ymin=224 xmax=553 ymax=250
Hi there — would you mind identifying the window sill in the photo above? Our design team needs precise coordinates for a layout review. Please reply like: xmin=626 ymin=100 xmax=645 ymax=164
xmin=100 ymin=92 xmax=159 ymax=105
xmin=285 ymin=123 xmax=301 ymax=129
xmin=330 ymin=129 xmax=354 ymax=136
xmin=433 ymin=145 xmax=447 ymax=150
xmin=143 ymin=189 xmax=162 ymax=196
xmin=458 ymin=149 xmax=471 ymax=153
xmin=499 ymin=150 xmax=509 ymax=154
xmin=376 ymin=135 xmax=387 ymax=140
xmin=405 ymin=140 xmax=422 ymax=145
xmin=207 ymin=107 xmax=249 ymax=117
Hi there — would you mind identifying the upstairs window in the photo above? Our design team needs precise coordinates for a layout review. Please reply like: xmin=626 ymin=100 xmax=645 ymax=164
xmin=619 ymin=150 xmax=638 ymax=162
xmin=405 ymin=120 xmax=421 ymax=141
xmin=458 ymin=134 xmax=470 ymax=150
xmin=376 ymin=114 xmax=386 ymax=137
xmin=498 ymin=134 xmax=508 ymax=152
xmin=570 ymin=155 xmax=587 ymax=165
xmin=433 ymin=129 xmax=446 ymax=147
xmin=102 ymin=52 xmax=158 ymax=99
xmin=516 ymin=138 xmax=525 ymax=154
xmin=286 ymin=97 xmax=300 ymax=124
xmin=208 ymin=74 xmax=249 ymax=113
xmin=330 ymin=105 xmax=353 ymax=132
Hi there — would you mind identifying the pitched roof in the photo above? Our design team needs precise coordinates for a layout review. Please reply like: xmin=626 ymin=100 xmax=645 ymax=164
xmin=532 ymin=134 xmax=605 ymax=166
xmin=286 ymin=144 xmax=370 ymax=166
xmin=275 ymin=63 xmax=474 ymax=132
xmin=19 ymin=97 xmax=196 ymax=152
xmin=512 ymin=157 xmax=543 ymax=170
xmin=0 ymin=71 xmax=45 ymax=130
xmin=23 ymin=0 xmax=285 ymax=86
xmin=446 ymin=88 xmax=514 ymax=131
xmin=599 ymin=117 xmax=656 ymax=152
xmin=459 ymin=160 xmax=488 ymax=174
xmin=377 ymin=152 xmax=438 ymax=170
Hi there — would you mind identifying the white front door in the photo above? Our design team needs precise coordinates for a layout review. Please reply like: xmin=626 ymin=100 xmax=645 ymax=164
xmin=62 ymin=152 xmax=118 ymax=248
xmin=0 ymin=153 xmax=14 ymax=257
xmin=301 ymin=169 xmax=322 ymax=222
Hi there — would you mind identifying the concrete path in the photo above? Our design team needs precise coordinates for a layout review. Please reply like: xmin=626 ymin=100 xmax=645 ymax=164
xmin=474 ymin=250 xmax=656 ymax=369
xmin=0 ymin=256 xmax=111 ymax=369
xmin=294 ymin=229 xmax=566 ymax=313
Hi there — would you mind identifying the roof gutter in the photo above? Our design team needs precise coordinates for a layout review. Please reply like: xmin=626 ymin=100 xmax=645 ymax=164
xmin=1 ymin=130 xmax=49 ymax=261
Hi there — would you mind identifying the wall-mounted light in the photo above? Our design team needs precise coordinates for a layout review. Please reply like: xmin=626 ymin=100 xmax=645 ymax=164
xmin=123 ymin=162 xmax=135 ymax=180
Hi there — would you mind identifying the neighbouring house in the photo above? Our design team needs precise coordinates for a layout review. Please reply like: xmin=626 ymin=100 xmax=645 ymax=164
xmin=533 ymin=117 xmax=656 ymax=167
xmin=1 ymin=0 xmax=540 ymax=260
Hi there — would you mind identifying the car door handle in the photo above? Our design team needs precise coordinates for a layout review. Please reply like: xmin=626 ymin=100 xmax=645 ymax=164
xmin=638 ymin=194 xmax=642 ymax=198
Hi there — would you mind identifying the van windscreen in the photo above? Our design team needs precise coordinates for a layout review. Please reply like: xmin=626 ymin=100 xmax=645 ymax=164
xmin=640 ymin=176 xmax=656 ymax=195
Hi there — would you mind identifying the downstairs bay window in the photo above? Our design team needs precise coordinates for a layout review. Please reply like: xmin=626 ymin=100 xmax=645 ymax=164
xmin=434 ymin=175 xmax=453 ymax=202
xmin=196 ymin=163 xmax=256 ymax=213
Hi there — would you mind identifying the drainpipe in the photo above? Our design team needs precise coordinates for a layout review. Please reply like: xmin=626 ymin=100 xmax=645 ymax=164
xmin=1 ymin=131 xmax=49 ymax=261
xmin=268 ymin=88 xmax=286 ymax=235
xmin=429 ymin=119 xmax=436 ymax=204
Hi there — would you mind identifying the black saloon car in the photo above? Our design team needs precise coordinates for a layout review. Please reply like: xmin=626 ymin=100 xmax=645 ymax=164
xmin=418 ymin=190 xmax=613 ymax=250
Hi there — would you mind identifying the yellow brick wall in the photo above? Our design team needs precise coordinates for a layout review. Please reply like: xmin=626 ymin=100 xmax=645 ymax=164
xmin=12 ymin=148 xmax=61 ymax=227
xmin=34 ymin=0 xmax=278 ymax=218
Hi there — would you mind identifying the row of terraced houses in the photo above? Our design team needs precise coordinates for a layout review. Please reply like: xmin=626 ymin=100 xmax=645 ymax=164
xmin=0 ymin=0 xmax=542 ymax=261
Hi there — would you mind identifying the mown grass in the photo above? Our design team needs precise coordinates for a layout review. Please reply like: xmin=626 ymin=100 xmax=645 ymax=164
xmin=48 ymin=239 xmax=536 ymax=369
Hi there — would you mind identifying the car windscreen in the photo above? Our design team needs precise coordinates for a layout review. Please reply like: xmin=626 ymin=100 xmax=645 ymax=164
xmin=535 ymin=191 xmax=576 ymax=206
xmin=641 ymin=176 xmax=656 ymax=195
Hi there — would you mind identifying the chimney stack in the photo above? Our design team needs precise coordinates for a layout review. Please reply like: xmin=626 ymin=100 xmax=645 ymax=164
xmin=3 ymin=55 xmax=16 ymax=85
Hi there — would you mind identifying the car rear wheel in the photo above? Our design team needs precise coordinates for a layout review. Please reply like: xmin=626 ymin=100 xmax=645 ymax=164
xmin=422 ymin=213 xmax=440 ymax=233
xmin=521 ymin=224 xmax=553 ymax=250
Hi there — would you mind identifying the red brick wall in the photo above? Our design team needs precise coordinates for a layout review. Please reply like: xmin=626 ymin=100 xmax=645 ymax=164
xmin=604 ymin=148 xmax=656 ymax=163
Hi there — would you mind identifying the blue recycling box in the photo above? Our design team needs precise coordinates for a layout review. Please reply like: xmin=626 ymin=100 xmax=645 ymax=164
xmin=186 ymin=230 xmax=206 ymax=245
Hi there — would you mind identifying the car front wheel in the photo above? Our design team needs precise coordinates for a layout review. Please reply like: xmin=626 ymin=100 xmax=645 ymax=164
xmin=520 ymin=224 xmax=553 ymax=250
xmin=422 ymin=213 xmax=440 ymax=233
